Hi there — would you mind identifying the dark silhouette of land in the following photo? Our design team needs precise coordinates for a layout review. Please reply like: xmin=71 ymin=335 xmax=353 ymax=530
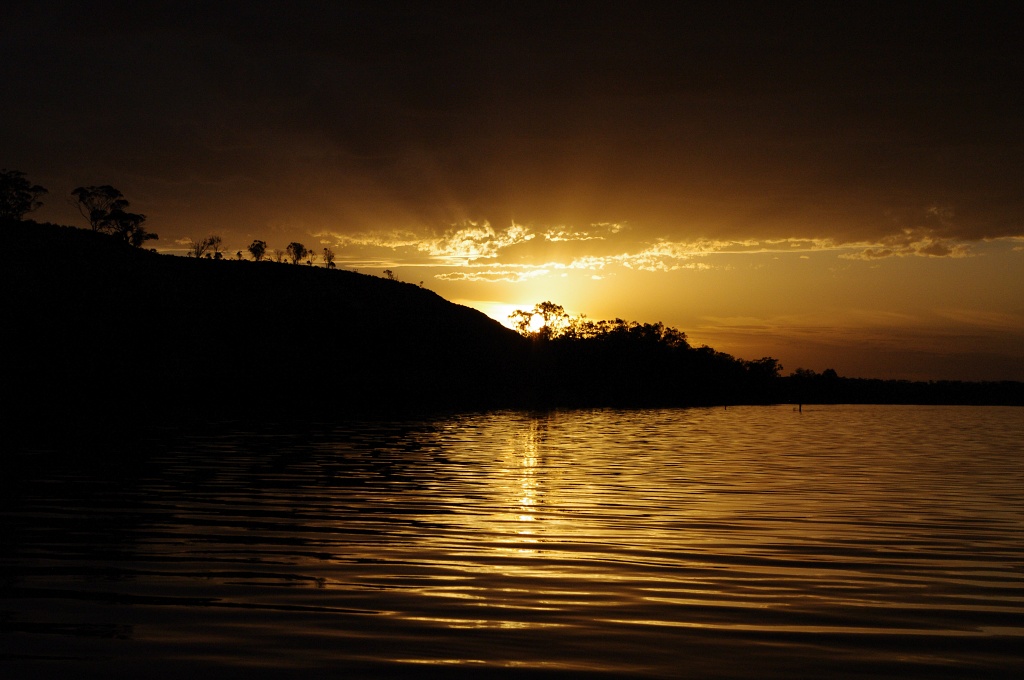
xmin=4 ymin=219 xmax=522 ymax=424
xmin=4 ymin=218 xmax=1021 ymax=444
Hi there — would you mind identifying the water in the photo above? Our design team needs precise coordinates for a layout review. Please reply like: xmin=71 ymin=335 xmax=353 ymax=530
xmin=3 ymin=405 xmax=1022 ymax=678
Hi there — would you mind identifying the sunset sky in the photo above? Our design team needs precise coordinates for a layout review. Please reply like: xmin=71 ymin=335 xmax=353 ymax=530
xmin=4 ymin=2 xmax=1022 ymax=380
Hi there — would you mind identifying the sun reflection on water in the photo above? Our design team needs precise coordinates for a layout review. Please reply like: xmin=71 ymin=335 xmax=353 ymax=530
xmin=4 ymin=406 xmax=1022 ymax=677
xmin=511 ymin=419 xmax=541 ymax=548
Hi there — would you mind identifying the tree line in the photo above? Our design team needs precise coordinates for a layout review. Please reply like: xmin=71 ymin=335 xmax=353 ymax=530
xmin=506 ymin=301 xmax=783 ymax=406
xmin=509 ymin=300 xmax=782 ymax=376
xmin=0 ymin=168 xmax=359 ymax=274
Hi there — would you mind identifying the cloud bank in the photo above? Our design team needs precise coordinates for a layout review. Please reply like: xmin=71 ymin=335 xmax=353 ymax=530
xmin=314 ymin=210 xmax=1007 ymax=282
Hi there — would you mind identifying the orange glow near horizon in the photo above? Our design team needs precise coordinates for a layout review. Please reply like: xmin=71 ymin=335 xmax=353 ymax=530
xmin=8 ymin=5 xmax=1022 ymax=382
xmin=442 ymin=237 xmax=1023 ymax=382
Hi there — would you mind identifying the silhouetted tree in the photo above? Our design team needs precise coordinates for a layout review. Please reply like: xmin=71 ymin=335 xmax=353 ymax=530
xmin=235 ymin=250 xmax=243 ymax=260
xmin=323 ymin=247 xmax=336 ymax=269
xmin=561 ymin=313 xmax=591 ymax=340
xmin=248 ymin=239 xmax=267 ymax=261
xmin=70 ymin=184 xmax=158 ymax=246
xmin=0 ymin=169 xmax=47 ymax=220
xmin=509 ymin=309 xmax=534 ymax=335
xmin=187 ymin=235 xmax=218 ymax=259
xmin=534 ymin=301 xmax=568 ymax=339
xmin=207 ymin=235 xmax=223 ymax=259
xmin=383 ymin=269 xmax=395 ymax=280
xmin=71 ymin=185 xmax=128 ymax=231
xmin=745 ymin=357 xmax=783 ymax=379
xmin=286 ymin=241 xmax=307 ymax=264
xmin=107 ymin=209 xmax=157 ymax=247
xmin=510 ymin=301 xmax=568 ymax=339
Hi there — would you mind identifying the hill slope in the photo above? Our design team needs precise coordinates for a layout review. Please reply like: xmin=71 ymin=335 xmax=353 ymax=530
xmin=4 ymin=220 xmax=528 ymax=424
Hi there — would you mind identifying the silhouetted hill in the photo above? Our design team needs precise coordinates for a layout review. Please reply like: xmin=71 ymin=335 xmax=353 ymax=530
xmin=3 ymin=220 xmax=529 ymax=429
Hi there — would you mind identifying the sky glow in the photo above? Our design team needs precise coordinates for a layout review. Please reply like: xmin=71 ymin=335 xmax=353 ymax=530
xmin=3 ymin=2 xmax=1021 ymax=380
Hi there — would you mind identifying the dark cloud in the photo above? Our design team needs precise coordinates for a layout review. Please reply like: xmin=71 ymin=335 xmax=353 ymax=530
xmin=4 ymin=2 xmax=1022 ymax=246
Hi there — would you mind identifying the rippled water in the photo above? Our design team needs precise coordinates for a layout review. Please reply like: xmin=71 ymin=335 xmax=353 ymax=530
xmin=3 ymin=405 xmax=1023 ymax=678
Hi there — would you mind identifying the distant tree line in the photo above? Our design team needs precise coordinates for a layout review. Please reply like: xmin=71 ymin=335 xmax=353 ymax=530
xmin=508 ymin=301 xmax=783 ymax=406
xmin=181 ymin=234 xmax=344 ymax=271
xmin=503 ymin=301 xmax=1023 ymax=406
xmin=2 ymin=169 xmax=357 ymax=274
xmin=776 ymin=368 xmax=1021 ymax=405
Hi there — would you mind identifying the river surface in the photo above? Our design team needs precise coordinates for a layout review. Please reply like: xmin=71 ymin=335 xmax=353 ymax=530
xmin=2 ymin=405 xmax=1022 ymax=678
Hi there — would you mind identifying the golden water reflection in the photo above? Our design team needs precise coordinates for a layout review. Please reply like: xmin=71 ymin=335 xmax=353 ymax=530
xmin=341 ymin=406 xmax=1024 ymax=658
xmin=6 ymin=406 xmax=1023 ymax=677
xmin=506 ymin=418 xmax=542 ymax=551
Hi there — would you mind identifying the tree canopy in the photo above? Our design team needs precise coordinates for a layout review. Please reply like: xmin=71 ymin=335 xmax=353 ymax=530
xmin=508 ymin=301 xmax=692 ymax=346
xmin=504 ymin=301 xmax=788 ymax=406
xmin=248 ymin=239 xmax=267 ymax=261
xmin=71 ymin=185 xmax=128 ymax=230
xmin=187 ymin=235 xmax=220 ymax=259
xmin=108 ymin=209 xmax=158 ymax=247
xmin=71 ymin=185 xmax=156 ymax=246
xmin=509 ymin=301 xmax=568 ymax=339
xmin=286 ymin=242 xmax=307 ymax=264
xmin=0 ymin=169 xmax=47 ymax=221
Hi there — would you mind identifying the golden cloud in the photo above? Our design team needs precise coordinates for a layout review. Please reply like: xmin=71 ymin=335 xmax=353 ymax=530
xmin=316 ymin=213 xmax=1013 ymax=279
xmin=839 ymin=228 xmax=973 ymax=260
xmin=434 ymin=268 xmax=551 ymax=283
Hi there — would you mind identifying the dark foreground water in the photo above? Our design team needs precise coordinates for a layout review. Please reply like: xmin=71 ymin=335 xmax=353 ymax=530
xmin=2 ymin=405 xmax=1022 ymax=679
